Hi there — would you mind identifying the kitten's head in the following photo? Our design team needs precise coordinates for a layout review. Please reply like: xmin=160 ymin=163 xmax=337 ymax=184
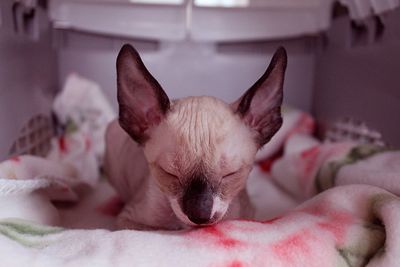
xmin=116 ymin=44 xmax=287 ymax=226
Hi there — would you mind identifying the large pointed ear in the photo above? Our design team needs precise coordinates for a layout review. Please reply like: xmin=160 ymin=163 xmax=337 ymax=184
xmin=116 ymin=44 xmax=170 ymax=144
xmin=232 ymin=47 xmax=287 ymax=147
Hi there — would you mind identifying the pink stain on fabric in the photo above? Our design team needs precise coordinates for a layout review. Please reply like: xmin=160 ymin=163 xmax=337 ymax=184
xmin=203 ymin=226 xmax=242 ymax=248
xmin=300 ymin=146 xmax=320 ymax=176
xmin=58 ymin=136 xmax=67 ymax=153
xmin=301 ymin=201 xmax=329 ymax=217
xmin=286 ymin=113 xmax=316 ymax=139
xmin=210 ymin=260 xmax=245 ymax=267
xmin=317 ymin=211 xmax=353 ymax=244
xmin=301 ymin=202 xmax=354 ymax=244
xmin=258 ymin=149 xmax=284 ymax=173
xmin=84 ymin=135 xmax=91 ymax=151
xmin=10 ymin=156 xmax=20 ymax=163
xmin=187 ymin=224 xmax=244 ymax=249
xmin=226 ymin=260 xmax=244 ymax=267
xmin=271 ymin=229 xmax=314 ymax=265
xmin=96 ymin=196 xmax=125 ymax=217
xmin=296 ymin=145 xmax=322 ymax=194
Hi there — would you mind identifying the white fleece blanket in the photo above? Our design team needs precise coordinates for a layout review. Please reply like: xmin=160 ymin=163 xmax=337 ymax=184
xmin=0 ymin=75 xmax=399 ymax=267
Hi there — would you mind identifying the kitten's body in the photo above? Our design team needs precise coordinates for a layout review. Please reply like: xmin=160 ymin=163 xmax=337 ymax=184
xmin=104 ymin=44 xmax=286 ymax=230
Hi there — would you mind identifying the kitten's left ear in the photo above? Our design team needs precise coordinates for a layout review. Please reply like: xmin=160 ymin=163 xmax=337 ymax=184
xmin=232 ymin=47 xmax=287 ymax=147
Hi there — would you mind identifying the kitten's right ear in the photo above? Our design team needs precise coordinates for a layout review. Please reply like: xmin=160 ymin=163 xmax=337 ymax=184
xmin=116 ymin=44 xmax=170 ymax=144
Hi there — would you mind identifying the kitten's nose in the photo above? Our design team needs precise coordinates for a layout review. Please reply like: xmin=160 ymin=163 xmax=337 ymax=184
xmin=182 ymin=179 xmax=213 ymax=225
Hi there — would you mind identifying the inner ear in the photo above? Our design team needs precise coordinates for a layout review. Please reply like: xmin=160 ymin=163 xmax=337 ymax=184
xmin=116 ymin=44 xmax=170 ymax=144
xmin=232 ymin=47 xmax=287 ymax=147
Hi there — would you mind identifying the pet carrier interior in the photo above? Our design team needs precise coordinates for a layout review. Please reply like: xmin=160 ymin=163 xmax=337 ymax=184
xmin=0 ymin=0 xmax=400 ymax=266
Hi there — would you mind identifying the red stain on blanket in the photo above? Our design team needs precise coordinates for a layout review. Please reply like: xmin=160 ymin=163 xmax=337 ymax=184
xmin=58 ymin=136 xmax=67 ymax=153
xmin=10 ymin=156 xmax=20 ymax=162
xmin=202 ymin=225 xmax=242 ymax=248
xmin=302 ymin=202 xmax=328 ymax=217
xmin=286 ymin=113 xmax=315 ymax=139
xmin=187 ymin=224 xmax=244 ymax=249
xmin=226 ymin=260 xmax=244 ymax=267
xmin=316 ymin=211 xmax=353 ymax=244
xmin=96 ymin=196 xmax=125 ymax=217
xmin=211 ymin=260 xmax=245 ymax=267
xmin=300 ymin=146 xmax=320 ymax=176
xmin=271 ymin=229 xmax=315 ymax=265
xmin=302 ymin=202 xmax=353 ymax=244
xmin=258 ymin=149 xmax=283 ymax=173
xmin=84 ymin=135 xmax=91 ymax=151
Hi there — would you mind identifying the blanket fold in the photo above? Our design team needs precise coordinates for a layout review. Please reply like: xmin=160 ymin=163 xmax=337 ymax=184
xmin=0 ymin=75 xmax=398 ymax=266
xmin=0 ymin=185 xmax=397 ymax=267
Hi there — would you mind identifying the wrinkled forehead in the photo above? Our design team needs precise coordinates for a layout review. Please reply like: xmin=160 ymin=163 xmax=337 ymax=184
xmin=168 ymin=98 xmax=236 ymax=149
xmin=147 ymin=96 xmax=257 ymax=173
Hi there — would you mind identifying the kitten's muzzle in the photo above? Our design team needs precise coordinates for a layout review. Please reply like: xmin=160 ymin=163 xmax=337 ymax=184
xmin=181 ymin=179 xmax=214 ymax=225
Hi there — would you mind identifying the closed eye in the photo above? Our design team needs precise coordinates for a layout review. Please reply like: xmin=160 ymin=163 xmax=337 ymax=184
xmin=160 ymin=167 xmax=178 ymax=179
xmin=222 ymin=171 xmax=239 ymax=179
